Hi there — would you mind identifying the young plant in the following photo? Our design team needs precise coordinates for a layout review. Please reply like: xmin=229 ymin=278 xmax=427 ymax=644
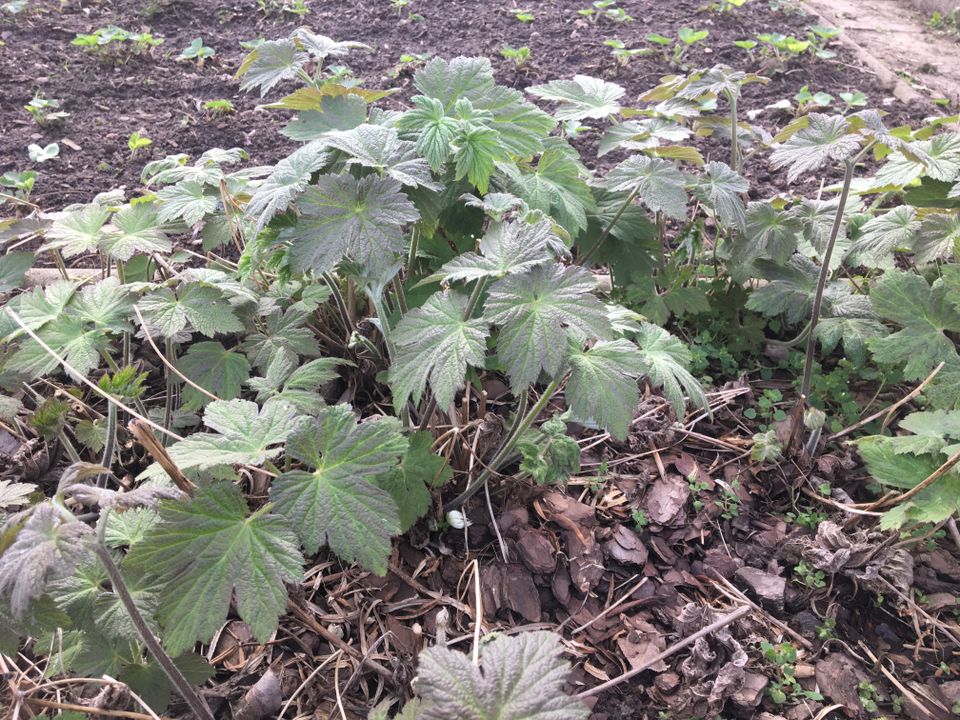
xmin=794 ymin=85 xmax=834 ymax=114
xmin=24 ymin=94 xmax=69 ymax=125
xmin=500 ymin=44 xmax=531 ymax=69
xmin=807 ymin=24 xmax=842 ymax=59
xmin=603 ymin=38 xmax=648 ymax=66
xmin=202 ymin=98 xmax=235 ymax=115
xmin=644 ymin=28 xmax=709 ymax=69
xmin=510 ymin=8 xmax=535 ymax=22
xmin=27 ymin=142 xmax=59 ymax=163
xmin=703 ymin=0 xmax=748 ymax=12
xmin=387 ymin=51 xmax=431 ymax=78
xmin=0 ymin=170 xmax=37 ymax=204
xmin=179 ymin=37 xmax=215 ymax=67
xmin=72 ymin=25 xmax=164 ymax=61
xmin=128 ymin=131 xmax=153 ymax=156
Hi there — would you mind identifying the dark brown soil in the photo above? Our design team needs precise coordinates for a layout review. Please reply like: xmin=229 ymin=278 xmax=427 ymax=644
xmin=0 ymin=0 xmax=929 ymax=209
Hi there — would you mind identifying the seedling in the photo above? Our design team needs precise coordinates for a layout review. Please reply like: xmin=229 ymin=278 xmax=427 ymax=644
xmin=762 ymin=642 xmax=824 ymax=704
xmin=604 ymin=38 xmax=648 ymax=65
xmin=28 ymin=142 xmax=59 ymax=163
xmin=645 ymin=28 xmax=709 ymax=68
xmin=839 ymin=90 xmax=867 ymax=111
xmin=203 ymin=99 xmax=235 ymax=115
xmin=632 ymin=508 xmax=649 ymax=529
xmin=793 ymin=561 xmax=827 ymax=589
xmin=500 ymin=44 xmax=531 ymax=69
xmin=733 ymin=39 xmax=758 ymax=57
xmin=179 ymin=37 xmax=215 ymax=67
xmin=391 ymin=0 xmax=411 ymax=14
xmin=72 ymin=25 xmax=164 ymax=60
xmin=756 ymin=32 xmax=810 ymax=61
xmin=128 ymin=131 xmax=153 ymax=156
xmin=0 ymin=170 xmax=37 ymax=203
xmin=510 ymin=8 xmax=534 ymax=22
xmin=704 ymin=0 xmax=748 ymax=11
xmin=387 ymin=52 xmax=431 ymax=78
xmin=579 ymin=0 xmax=632 ymax=22
xmin=807 ymin=24 xmax=842 ymax=59
xmin=794 ymin=85 xmax=834 ymax=114
xmin=24 ymin=95 xmax=69 ymax=125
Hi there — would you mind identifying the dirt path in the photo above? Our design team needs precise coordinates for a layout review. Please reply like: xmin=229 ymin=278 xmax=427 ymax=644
xmin=805 ymin=0 xmax=960 ymax=104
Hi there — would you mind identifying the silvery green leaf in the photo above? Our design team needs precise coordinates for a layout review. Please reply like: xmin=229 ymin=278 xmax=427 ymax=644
xmin=0 ymin=504 xmax=93 ymax=618
xmin=485 ymin=264 xmax=611 ymax=391
xmin=44 ymin=204 xmax=111 ymax=258
xmin=126 ymin=482 xmax=303 ymax=655
xmin=282 ymin=94 xmax=367 ymax=141
xmin=100 ymin=203 xmax=171 ymax=261
xmin=389 ymin=290 xmax=489 ymax=410
xmin=271 ymin=404 xmax=406 ymax=574
xmin=567 ymin=339 xmax=643 ymax=440
xmin=691 ymin=161 xmax=748 ymax=231
xmin=527 ymin=74 xmax=625 ymax=121
xmin=245 ymin=143 xmax=330 ymax=230
xmin=434 ymin=218 xmax=559 ymax=283
xmin=414 ymin=631 xmax=589 ymax=720
xmin=635 ymin=323 xmax=706 ymax=416
xmin=156 ymin=180 xmax=219 ymax=225
xmin=731 ymin=201 xmax=803 ymax=264
xmin=138 ymin=283 xmax=243 ymax=339
xmin=849 ymin=206 xmax=918 ymax=263
xmin=600 ymin=155 xmax=688 ymax=220
xmin=285 ymin=173 xmax=419 ymax=275
xmin=0 ymin=479 xmax=36 ymax=509
xmin=238 ymin=39 xmax=309 ymax=97
xmin=324 ymin=124 xmax=438 ymax=189
xmin=769 ymin=113 xmax=861 ymax=182
xmin=913 ymin=212 xmax=960 ymax=265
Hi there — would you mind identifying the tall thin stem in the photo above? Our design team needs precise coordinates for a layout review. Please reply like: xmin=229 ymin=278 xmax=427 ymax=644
xmin=799 ymin=143 xmax=873 ymax=401
xmin=728 ymin=91 xmax=740 ymax=172
xmin=579 ymin=184 xmax=641 ymax=266
xmin=97 ymin=404 xmax=116 ymax=488
xmin=442 ymin=378 xmax=558 ymax=512
xmin=94 ymin=510 xmax=215 ymax=720
xmin=321 ymin=272 xmax=353 ymax=340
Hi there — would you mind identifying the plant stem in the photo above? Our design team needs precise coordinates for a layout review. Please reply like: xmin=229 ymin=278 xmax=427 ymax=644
xmin=393 ymin=277 xmax=408 ymax=315
xmin=799 ymin=143 xmax=874 ymax=401
xmin=728 ymin=91 xmax=740 ymax=172
xmin=321 ymin=272 xmax=353 ymax=340
xmin=463 ymin=277 xmax=487 ymax=319
xmin=407 ymin=223 xmax=420 ymax=274
xmin=97 ymin=403 xmax=117 ymax=488
xmin=93 ymin=510 xmax=215 ymax=720
xmin=162 ymin=338 xmax=175 ymax=447
xmin=442 ymin=378 xmax=557 ymax=512
xmin=580 ymin=183 xmax=641 ymax=266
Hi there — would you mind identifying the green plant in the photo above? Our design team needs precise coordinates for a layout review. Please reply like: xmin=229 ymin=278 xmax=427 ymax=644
xmin=24 ymin=94 xmax=69 ymax=125
xmin=793 ymin=560 xmax=827 ymax=589
xmin=127 ymin=131 xmax=153 ymax=156
xmin=928 ymin=8 xmax=960 ymax=33
xmin=179 ymin=37 xmax=215 ymax=66
xmin=388 ymin=51 xmax=431 ymax=78
xmin=806 ymin=25 xmax=842 ymax=59
xmin=644 ymin=28 xmax=709 ymax=68
xmin=762 ymin=641 xmax=823 ymax=704
xmin=704 ymin=0 xmax=748 ymax=11
xmin=0 ymin=170 xmax=37 ymax=204
xmin=72 ymin=25 xmax=164 ymax=60
xmin=510 ymin=8 xmax=534 ymax=22
xmin=517 ymin=415 xmax=581 ymax=485
xmin=202 ymin=99 xmax=235 ymax=115
xmin=756 ymin=32 xmax=811 ymax=62
xmin=632 ymin=508 xmax=649 ymax=528
xmin=604 ymin=39 xmax=648 ymax=66
xmin=500 ymin=44 xmax=531 ymax=69
xmin=28 ymin=142 xmax=59 ymax=163
xmin=816 ymin=616 xmax=836 ymax=639
xmin=794 ymin=85 xmax=834 ymax=114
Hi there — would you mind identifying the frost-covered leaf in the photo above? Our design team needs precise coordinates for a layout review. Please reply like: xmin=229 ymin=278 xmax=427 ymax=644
xmin=635 ymin=323 xmax=706 ymax=416
xmin=238 ymin=39 xmax=309 ymax=97
xmin=849 ymin=206 xmax=918 ymax=263
xmin=691 ymin=161 xmax=748 ymax=231
xmin=0 ymin=504 xmax=93 ymax=618
xmin=414 ymin=630 xmax=589 ymax=720
xmin=138 ymin=283 xmax=242 ymax=339
xmin=126 ymin=482 xmax=303 ymax=655
xmin=913 ymin=212 xmax=960 ymax=265
xmin=869 ymin=270 xmax=960 ymax=380
xmin=285 ymin=173 xmax=419 ymax=275
xmin=485 ymin=265 xmax=611 ymax=391
xmin=770 ymin=113 xmax=861 ymax=182
xmin=44 ymin=204 xmax=110 ymax=258
xmin=434 ymin=218 xmax=559 ymax=283
xmin=175 ymin=341 xmax=251 ymax=411
xmin=0 ymin=479 xmax=36 ymax=509
xmin=100 ymin=203 xmax=171 ymax=261
xmin=0 ymin=252 xmax=34 ymax=293
xmin=600 ymin=155 xmax=688 ymax=220
xmin=390 ymin=290 xmax=489 ymax=409
xmin=271 ymin=404 xmax=406 ymax=574
xmin=246 ymin=143 xmax=330 ymax=230
xmin=566 ymin=340 xmax=642 ymax=440
xmin=156 ymin=181 xmax=219 ymax=225
xmin=324 ymin=124 xmax=437 ymax=189
xmin=527 ymin=74 xmax=625 ymax=121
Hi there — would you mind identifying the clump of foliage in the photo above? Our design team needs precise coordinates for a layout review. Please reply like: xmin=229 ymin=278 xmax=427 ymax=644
xmin=72 ymin=25 xmax=164 ymax=60
xmin=24 ymin=94 xmax=69 ymax=125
